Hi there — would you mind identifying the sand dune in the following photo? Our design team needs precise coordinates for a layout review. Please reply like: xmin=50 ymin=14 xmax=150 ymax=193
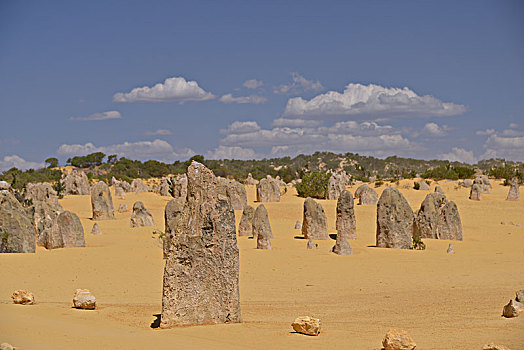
xmin=1 ymin=180 xmax=523 ymax=349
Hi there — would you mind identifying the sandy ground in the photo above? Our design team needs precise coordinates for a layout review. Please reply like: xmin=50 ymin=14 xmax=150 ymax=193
xmin=0 ymin=179 xmax=523 ymax=349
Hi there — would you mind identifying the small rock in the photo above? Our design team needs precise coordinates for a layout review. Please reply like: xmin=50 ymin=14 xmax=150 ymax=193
xmin=0 ymin=343 xmax=15 ymax=350
xmin=73 ymin=289 xmax=96 ymax=310
xmin=91 ymin=223 xmax=101 ymax=235
xmin=516 ymin=289 xmax=524 ymax=303
xmin=382 ymin=329 xmax=416 ymax=350
xmin=12 ymin=289 xmax=34 ymax=305
xmin=483 ymin=343 xmax=511 ymax=350
xmin=295 ymin=220 xmax=302 ymax=229
xmin=291 ymin=316 xmax=320 ymax=336
xmin=517 ymin=223 xmax=521 ymax=227
xmin=307 ymin=238 xmax=316 ymax=250
xmin=501 ymin=221 xmax=505 ymax=225
xmin=502 ymin=299 xmax=524 ymax=318
xmin=509 ymin=222 xmax=514 ymax=225
xmin=118 ymin=204 xmax=128 ymax=213
xmin=447 ymin=243 xmax=455 ymax=254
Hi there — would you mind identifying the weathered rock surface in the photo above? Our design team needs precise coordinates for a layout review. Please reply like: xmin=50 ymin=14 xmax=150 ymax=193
xmin=328 ymin=174 xmax=346 ymax=200
xmin=0 ymin=191 xmax=36 ymax=253
xmin=502 ymin=299 xmax=524 ymax=318
xmin=26 ymin=182 xmax=60 ymax=207
xmin=469 ymin=184 xmax=482 ymax=201
xmin=61 ymin=170 xmax=90 ymax=195
xmin=506 ymin=180 xmax=520 ymax=201
xmin=171 ymin=174 xmax=188 ymax=199
xmin=130 ymin=201 xmax=154 ymax=228
xmin=483 ymin=343 xmax=511 ymax=350
xmin=437 ymin=201 xmax=463 ymax=241
xmin=291 ymin=316 xmax=320 ymax=336
xmin=434 ymin=185 xmax=445 ymax=194
xmin=33 ymin=200 xmax=61 ymax=246
xmin=0 ymin=180 xmax=10 ymax=192
xmin=332 ymin=190 xmax=355 ymax=255
xmin=413 ymin=193 xmax=446 ymax=239
xmin=12 ymin=290 xmax=34 ymax=305
xmin=461 ymin=179 xmax=473 ymax=188
xmin=158 ymin=177 xmax=172 ymax=197
xmin=355 ymin=184 xmax=378 ymax=205
xmin=91 ymin=181 xmax=114 ymax=220
xmin=415 ymin=180 xmax=430 ymax=190
xmin=245 ymin=173 xmax=259 ymax=185
xmin=382 ymin=329 xmax=417 ymax=350
xmin=238 ymin=205 xmax=255 ymax=237
xmin=474 ymin=176 xmax=491 ymax=193
xmin=256 ymin=178 xmax=280 ymax=202
xmin=295 ymin=220 xmax=302 ymax=229
xmin=0 ymin=342 xmax=15 ymax=350
xmin=302 ymin=197 xmax=329 ymax=240
xmin=118 ymin=204 xmax=128 ymax=213
xmin=73 ymin=289 xmax=96 ymax=310
xmin=131 ymin=178 xmax=150 ymax=193
xmin=447 ymin=242 xmax=455 ymax=254
xmin=44 ymin=211 xmax=85 ymax=249
xmin=516 ymin=289 xmax=524 ymax=303
xmin=376 ymin=187 xmax=413 ymax=249
xmin=163 ymin=197 xmax=186 ymax=259
xmin=91 ymin=223 xmax=101 ymax=235
xmin=114 ymin=183 xmax=126 ymax=198
xmin=161 ymin=161 xmax=241 ymax=328
xmin=253 ymin=204 xmax=272 ymax=249
xmin=307 ymin=238 xmax=316 ymax=249
xmin=226 ymin=181 xmax=247 ymax=210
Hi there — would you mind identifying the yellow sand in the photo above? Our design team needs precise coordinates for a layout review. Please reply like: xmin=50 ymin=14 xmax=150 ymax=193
xmin=0 ymin=180 xmax=523 ymax=349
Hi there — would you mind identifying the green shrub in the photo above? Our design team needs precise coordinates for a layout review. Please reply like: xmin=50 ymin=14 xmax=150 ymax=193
xmin=295 ymin=171 xmax=330 ymax=199
xmin=412 ymin=234 xmax=426 ymax=250
xmin=413 ymin=182 xmax=420 ymax=190
xmin=374 ymin=180 xmax=384 ymax=187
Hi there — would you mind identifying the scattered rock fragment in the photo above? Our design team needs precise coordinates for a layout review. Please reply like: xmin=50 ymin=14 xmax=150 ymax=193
xmin=118 ymin=204 xmax=128 ymax=213
xmin=516 ymin=290 xmax=524 ymax=303
xmin=447 ymin=242 xmax=454 ymax=254
xmin=11 ymin=290 xmax=34 ymax=305
xmin=73 ymin=289 xmax=96 ymax=310
xmin=0 ymin=343 xmax=15 ymax=350
xmin=130 ymin=201 xmax=154 ymax=228
xmin=415 ymin=180 xmax=430 ymax=190
xmin=382 ymin=329 xmax=416 ymax=350
xmin=307 ymin=238 xmax=316 ymax=250
xmin=295 ymin=220 xmax=302 ymax=229
xmin=291 ymin=316 xmax=321 ymax=336
xmin=434 ymin=185 xmax=445 ymax=194
xmin=483 ymin=343 xmax=511 ymax=350
xmin=502 ymin=299 xmax=524 ymax=318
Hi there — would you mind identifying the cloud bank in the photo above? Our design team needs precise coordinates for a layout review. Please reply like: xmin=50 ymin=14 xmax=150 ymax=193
xmin=273 ymin=72 xmax=324 ymax=94
xmin=113 ymin=77 xmax=215 ymax=103
xmin=283 ymin=83 xmax=466 ymax=119
xmin=0 ymin=155 xmax=45 ymax=171
xmin=219 ymin=94 xmax=267 ymax=104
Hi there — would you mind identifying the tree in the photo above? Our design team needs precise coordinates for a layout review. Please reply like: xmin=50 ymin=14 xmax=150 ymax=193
xmin=295 ymin=171 xmax=330 ymax=199
xmin=107 ymin=154 xmax=117 ymax=165
xmin=45 ymin=157 xmax=59 ymax=168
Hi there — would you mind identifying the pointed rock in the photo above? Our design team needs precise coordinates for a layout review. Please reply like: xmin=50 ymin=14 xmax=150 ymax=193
xmin=307 ymin=238 xmax=316 ymax=249
xmin=469 ymin=184 xmax=482 ymax=201
xmin=355 ymin=184 xmax=378 ymax=205
xmin=163 ymin=197 xmax=186 ymax=259
xmin=434 ymin=185 xmax=445 ymax=194
xmin=506 ymin=180 xmax=520 ymax=201
xmin=376 ymin=187 xmax=413 ymax=249
xmin=295 ymin=220 xmax=302 ymax=229
xmin=332 ymin=190 xmax=355 ymax=255
xmin=44 ymin=211 xmax=85 ymax=249
xmin=253 ymin=205 xmax=272 ymax=249
xmin=90 ymin=181 xmax=114 ymax=220
xmin=256 ymin=178 xmax=280 ymax=202
xmin=447 ymin=242 xmax=454 ymax=254
xmin=302 ymin=197 xmax=329 ymax=240
xmin=238 ymin=205 xmax=255 ymax=237
xmin=91 ymin=223 xmax=101 ymax=235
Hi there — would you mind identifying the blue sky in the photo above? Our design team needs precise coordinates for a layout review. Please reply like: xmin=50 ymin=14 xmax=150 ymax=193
xmin=1 ymin=0 xmax=523 ymax=170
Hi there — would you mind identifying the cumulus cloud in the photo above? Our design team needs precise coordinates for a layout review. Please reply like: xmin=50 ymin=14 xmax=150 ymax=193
xmin=219 ymin=119 xmax=415 ymax=158
xmin=482 ymin=134 xmax=524 ymax=161
xmin=69 ymin=110 xmax=122 ymax=121
xmin=0 ymin=155 xmax=45 ymax=171
xmin=273 ymin=72 xmax=324 ymax=95
xmin=113 ymin=77 xmax=215 ymax=103
xmin=476 ymin=128 xmax=495 ymax=136
xmin=243 ymin=79 xmax=263 ymax=89
xmin=283 ymin=83 xmax=466 ymax=120
xmin=144 ymin=129 xmax=172 ymax=136
xmin=220 ymin=121 xmax=261 ymax=134
xmin=219 ymin=94 xmax=267 ymax=104
xmin=206 ymin=146 xmax=258 ymax=160
xmin=439 ymin=147 xmax=477 ymax=164
xmin=57 ymin=139 xmax=194 ymax=162
xmin=272 ymin=118 xmax=322 ymax=127
xmin=423 ymin=122 xmax=447 ymax=136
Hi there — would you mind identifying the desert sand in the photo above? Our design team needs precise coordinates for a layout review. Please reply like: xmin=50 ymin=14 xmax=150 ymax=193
xmin=1 ymin=180 xmax=523 ymax=349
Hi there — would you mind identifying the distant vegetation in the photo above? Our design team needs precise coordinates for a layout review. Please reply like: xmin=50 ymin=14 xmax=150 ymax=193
xmin=1 ymin=151 xmax=523 ymax=190
xmin=295 ymin=171 xmax=330 ymax=199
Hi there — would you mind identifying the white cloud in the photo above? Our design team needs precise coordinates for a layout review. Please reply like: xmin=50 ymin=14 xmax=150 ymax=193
xmin=476 ymin=128 xmax=495 ymax=136
xmin=69 ymin=110 xmax=122 ymax=121
xmin=273 ymin=72 xmax=324 ymax=94
xmin=423 ymin=122 xmax=447 ymax=136
xmin=220 ymin=121 xmax=261 ymax=134
xmin=219 ymin=94 xmax=267 ymax=104
xmin=57 ymin=139 xmax=194 ymax=162
xmin=206 ymin=146 xmax=257 ymax=160
xmin=283 ymin=83 xmax=466 ymax=119
xmin=219 ymin=119 xmax=416 ymax=158
xmin=509 ymin=123 xmax=518 ymax=129
xmin=272 ymin=118 xmax=322 ymax=127
xmin=439 ymin=147 xmax=476 ymax=164
xmin=482 ymin=134 xmax=524 ymax=161
xmin=0 ymin=155 xmax=45 ymax=171
xmin=144 ymin=129 xmax=172 ymax=136
xmin=113 ymin=77 xmax=215 ymax=103
xmin=243 ymin=79 xmax=263 ymax=89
